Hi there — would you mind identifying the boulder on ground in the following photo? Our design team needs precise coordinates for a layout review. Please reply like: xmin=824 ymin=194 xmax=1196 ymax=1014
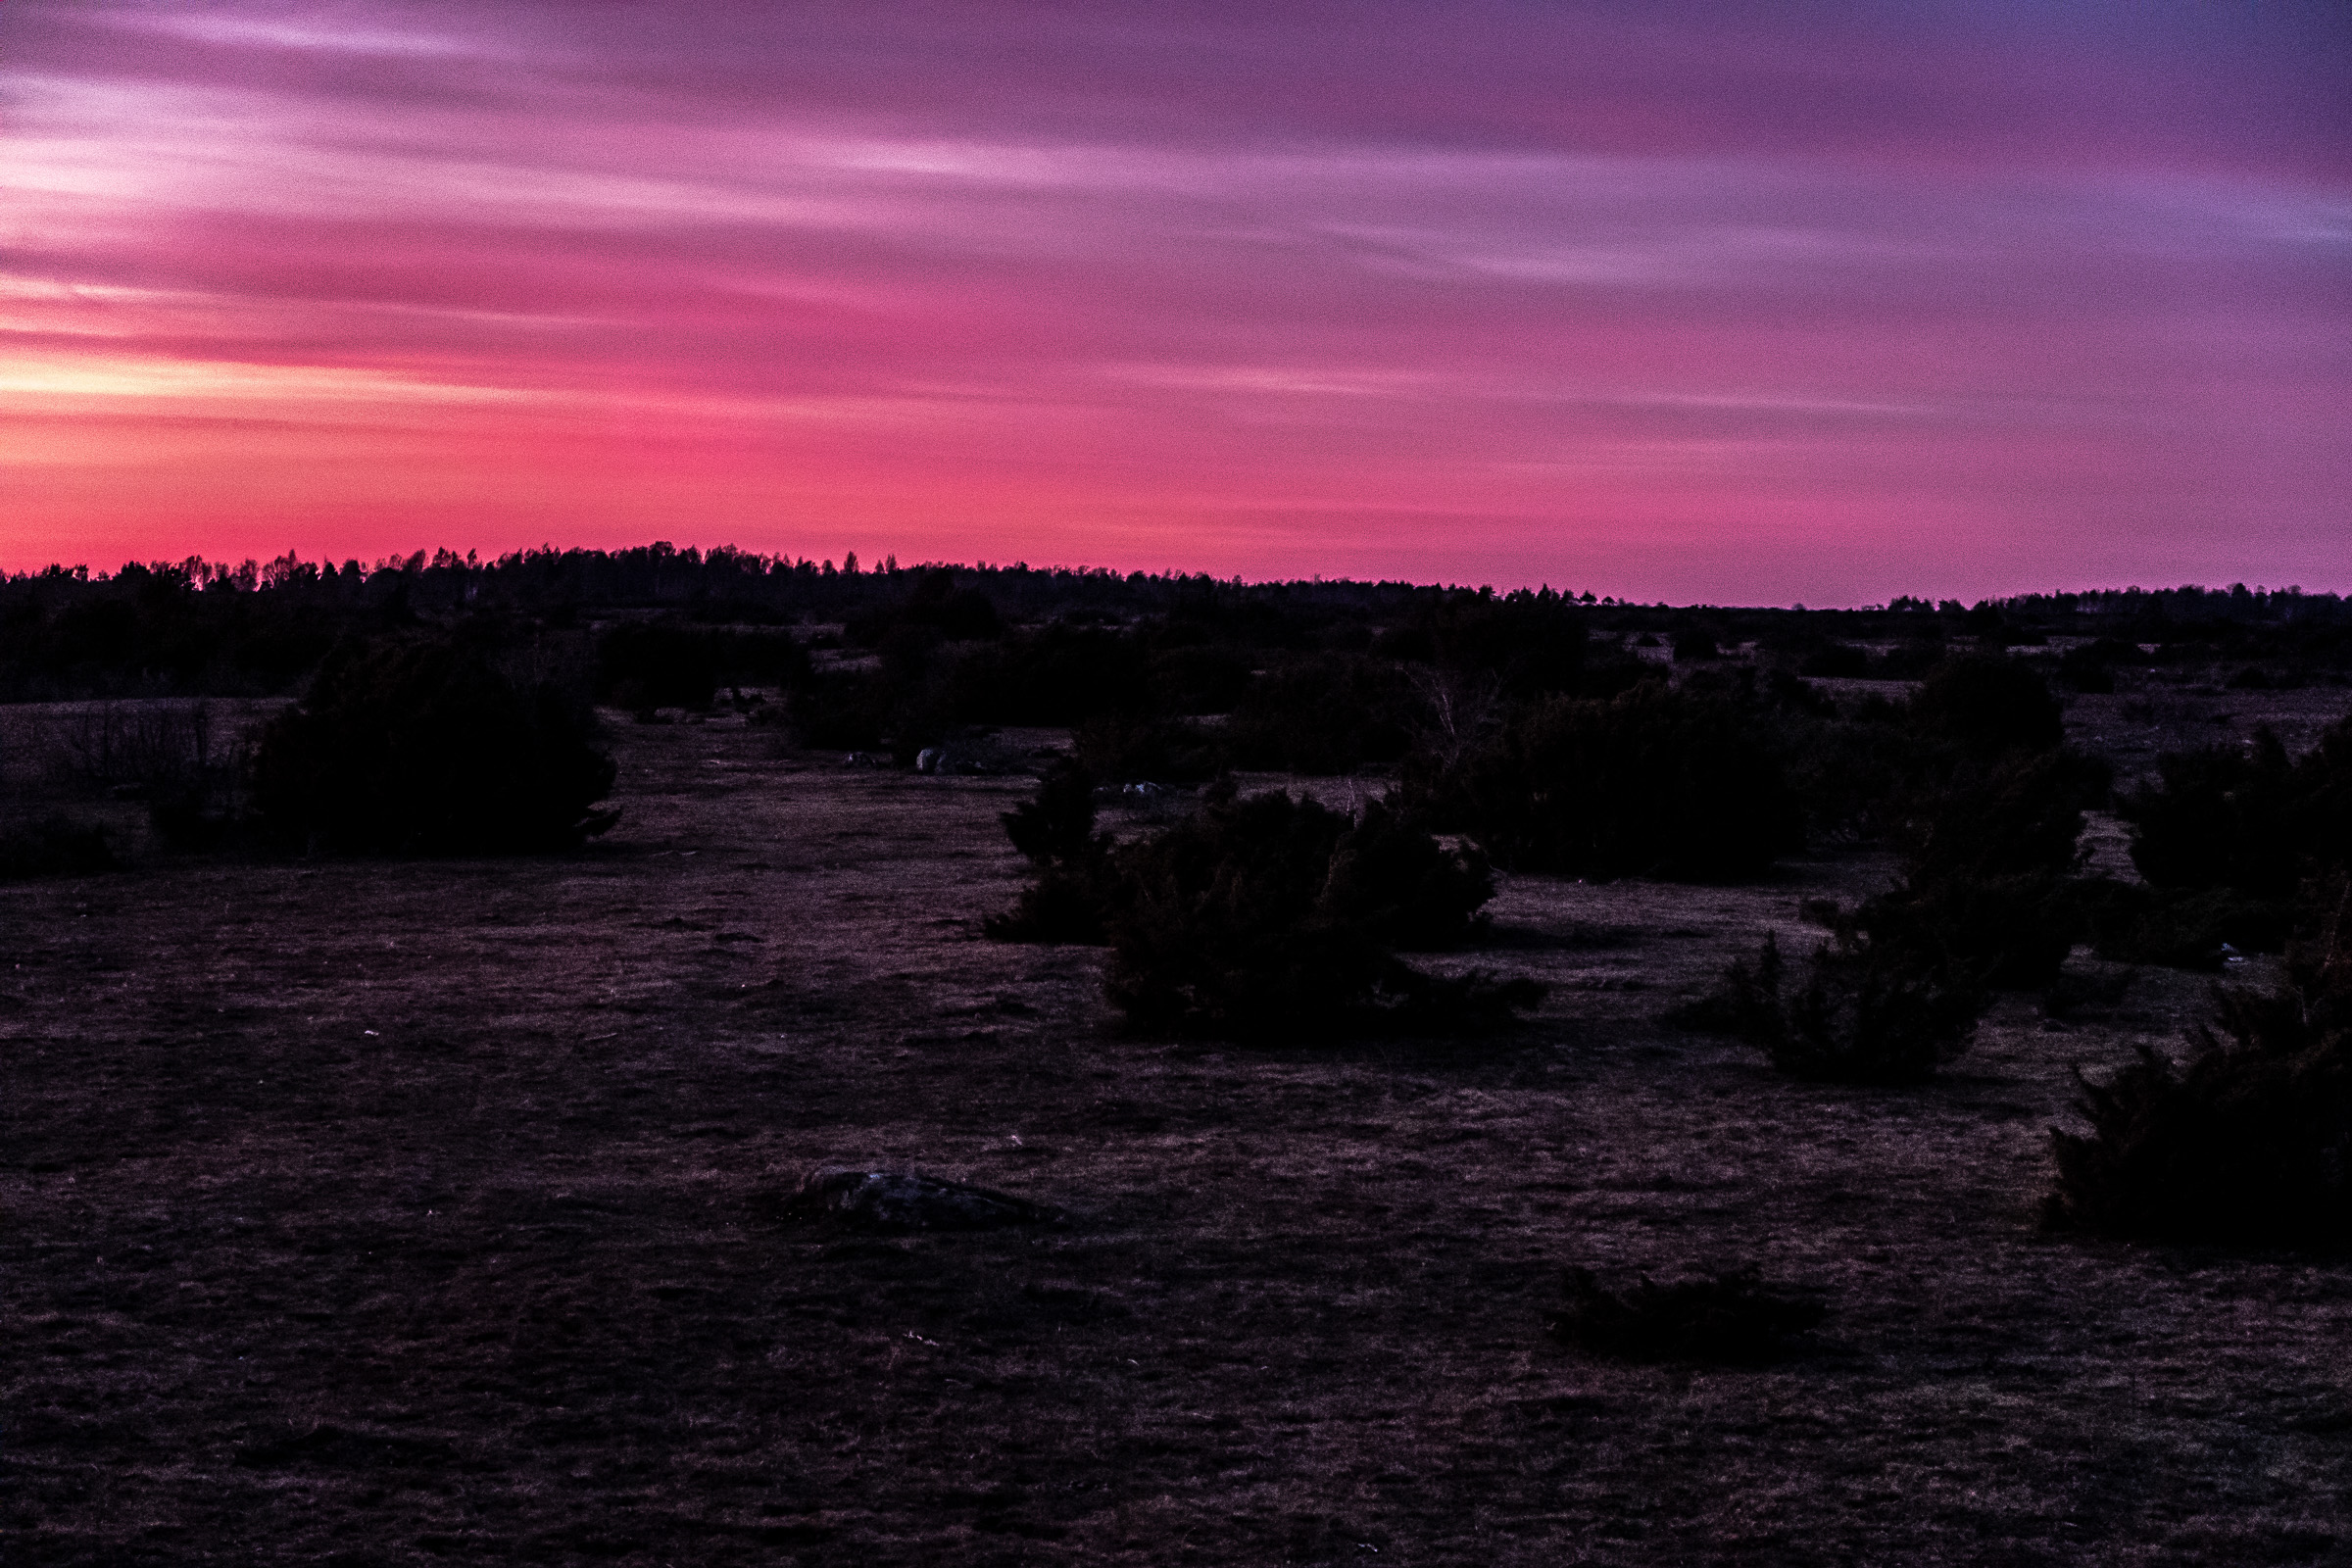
xmin=777 ymin=1167 xmax=1057 ymax=1233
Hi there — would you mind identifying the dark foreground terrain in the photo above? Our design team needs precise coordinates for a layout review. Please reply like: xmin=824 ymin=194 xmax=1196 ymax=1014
xmin=6 ymin=707 xmax=2350 ymax=1566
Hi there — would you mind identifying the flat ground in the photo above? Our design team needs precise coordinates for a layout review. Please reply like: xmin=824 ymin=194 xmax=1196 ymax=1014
xmin=5 ymin=692 xmax=2350 ymax=1565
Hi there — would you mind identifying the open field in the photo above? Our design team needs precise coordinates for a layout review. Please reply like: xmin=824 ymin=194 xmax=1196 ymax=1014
xmin=6 ymin=701 xmax=2351 ymax=1565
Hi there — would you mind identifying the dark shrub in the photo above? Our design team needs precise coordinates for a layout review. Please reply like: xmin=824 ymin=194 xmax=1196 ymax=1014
xmin=1672 ymin=629 xmax=1721 ymax=662
xmin=252 ymin=634 xmax=617 ymax=855
xmin=1547 ymin=1267 xmax=1825 ymax=1363
xmin=845 ymin=569 xmax=1002 ymax=645
xmin=1103 ymin=788 xmax=1384 ymax=1037
xmin=0 ymin=815 xmax=116 ymax=881
xmin=1874 ymin=639 xmax=1947 ymax=679
xmin=1843 ymin=745 xmax=2106 ymax=992
xmin=1146 ymin=644 xmax=1256 ymax=714
xmin=1910 ymin=655 xmax=2064 ymax=756
xmin=1411 ymin=683 xmax=1803 ymax=881
xmin=1896 ymin=747 xmax=2101 ymax=884
xmin=2059 ymin=637 xmax=2136 ymax=694
xmin=986 ymin=759 xmax=1117 ymax=944
xmin=2079 ymin=880 xmax=2292 ymax=969
xmin=1000 ymin=757 xmax=1102 ymax=865
xmin=942 ymin=622 xmax=1151 ymax=725
xmin=1222 ymin=655 xmax=1414 ymax=774
xmin=2046 ymin=895 xmax=2352 ymax=1248
xmin=48 ymin=700 xmax=230 ymax=800
xmin=2289 ymin=710 xmax=2352 ymax=878
xmin=1779 ymin=709 xmax=1927 ymax=844
xmin=1073 ymin=714 xmax=1223 ymax=785
xmin=2122 ymin=728 xmax=2301 ymax=898
xmin=788 ymin=670 xmax=891 ymax=750
xmin=1317 ymin=798 xmax=1494 ymax=951
xmin=596 ymin=621 xmax=717 ymax=710
xmin=1798 ymin=644 xmax=1871 ymax=679
xmin=1708 ymin=930 xmax=1983 ymax=1083
xmin=1411 ymin=591 xmax=1594 ymax=699
xmin=1760 ymin=668 xmax=1837 ymax=719
xmin=1853 ymin=873 xmax=2078 ymax=992
xmin=1100 ymin=784 xmax=1536 ymax=1040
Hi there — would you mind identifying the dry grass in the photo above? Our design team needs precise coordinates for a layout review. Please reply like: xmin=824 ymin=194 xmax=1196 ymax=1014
xmin=3 ymin=701 xmax=2349 ymax=1564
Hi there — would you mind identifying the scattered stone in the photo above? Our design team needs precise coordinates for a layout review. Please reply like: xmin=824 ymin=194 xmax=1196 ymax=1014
xmin=777 ymin=1167 xmax=1058 ymax=1233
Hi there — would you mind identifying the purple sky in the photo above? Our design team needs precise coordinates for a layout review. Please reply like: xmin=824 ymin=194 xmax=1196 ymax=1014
xmin=5 ymin=0 xmax=2347 ymax=602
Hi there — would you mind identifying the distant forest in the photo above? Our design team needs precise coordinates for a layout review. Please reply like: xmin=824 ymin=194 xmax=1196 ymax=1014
xmin=3 ymin=541 xmax=2347 ymax=705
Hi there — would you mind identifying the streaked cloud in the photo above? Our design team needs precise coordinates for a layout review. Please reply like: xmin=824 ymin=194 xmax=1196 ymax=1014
xmin=3 ymin=0 xmax=2346 ymax=601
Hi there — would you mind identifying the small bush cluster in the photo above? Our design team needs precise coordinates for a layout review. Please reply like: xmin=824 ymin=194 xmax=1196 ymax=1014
xmin=1072 ymin=714 xmax=1222 ymax=785
xmin=1855 ymin=742 xmax=2108 ymax=992
xmin=843 ymin=568 xmax=1003 ymax=646
xmin=1546 ymin=1266 xmax=1825 ymax=1363
xmin=2046 ymin=885 xmax=2352 ymax=1249
xmin=1380 ymin=589 xmax=1620 ymax=700
xmin=1776 ymin=699 xmax=1924 ymax=844
xmin=1105 ymin=786 xmax=1535 ymax=1040
xmin=1220 ymin=655 xmax=1415 ymax=774
xmin=2124 ymin=720 xmax=2347 ymax=901
xmin=1850 ymin=872 xmax=2078 ymax=994
xmin=1908 ymin=655 xmax=2065 ymax=756
xmin=595 ymin=621 xmax=810 ymax=713
xmin=2096 ymin=713 xmax=2352 ymax=972
xmin=2076 ymin=879 xmax=2292 ymax=969
xmin=982 ymin=759 xmax=1118 ymax=944
xmin=1797 ymin=643 xmax=1872 ymax=679
xmin=253 ymin=633 xmax=619 ymax=856
xmin=1404 ymin=682 xmax=1804 ymax=881
xmin=938 ymin=622 xmax=1152 ymax=726
xmin=2058 ymin=636 xmax=2139 ymax=693
xmin=47 ymin=700 xmax=231 ymax=800
xmin=1704 ymin=930 xmax=1983 ymax=1084
xmin=988 ymin=772 xmax=1540 ymax=1040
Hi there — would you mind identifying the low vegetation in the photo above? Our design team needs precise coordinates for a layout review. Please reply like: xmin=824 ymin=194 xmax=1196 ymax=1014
xmin=253 ymin=632 xmax=619 ymax=855
xmin=1703 ymin=930 xmax=1984 ymax=1084
xmin=2124 ymin=727 xmax=2304 ymax=899
xmin=981 ymin=759 xmax=1118 ymax=944
xmin=990 ymin=771 xmax=1540 ymax=1040
xmin=1104 ymin=785 xmax=1541 ymax=1041
xmin=2046 ymin=885 xmax=2352 ymax=1249
xmin=1853 ymin=732 xmax=2107 ymax=993
xmin=9 ymin=558 xmax=2352 ymax=1562
xmin=1403 ymin=682 xmax=1805 ymax=881
xmin=596 ymin=621 xmax=810 ymax=714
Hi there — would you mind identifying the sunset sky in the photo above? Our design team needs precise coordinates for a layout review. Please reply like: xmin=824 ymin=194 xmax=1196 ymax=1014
xmin=5 ymin=1 xmax=2347 ymax=604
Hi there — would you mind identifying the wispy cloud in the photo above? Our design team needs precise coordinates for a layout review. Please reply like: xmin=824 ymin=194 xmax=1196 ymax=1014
xmin=4 ymin=0 xmax=2347 ymax=599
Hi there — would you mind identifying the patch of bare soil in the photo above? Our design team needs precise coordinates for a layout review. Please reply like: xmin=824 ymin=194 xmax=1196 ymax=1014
xmin=5 ymin=710 xmax=2349 ymax=1565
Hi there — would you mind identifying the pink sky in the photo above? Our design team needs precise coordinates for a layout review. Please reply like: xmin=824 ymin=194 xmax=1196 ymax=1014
xmin=4 ymin=0 xmax=2347 ymax=604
